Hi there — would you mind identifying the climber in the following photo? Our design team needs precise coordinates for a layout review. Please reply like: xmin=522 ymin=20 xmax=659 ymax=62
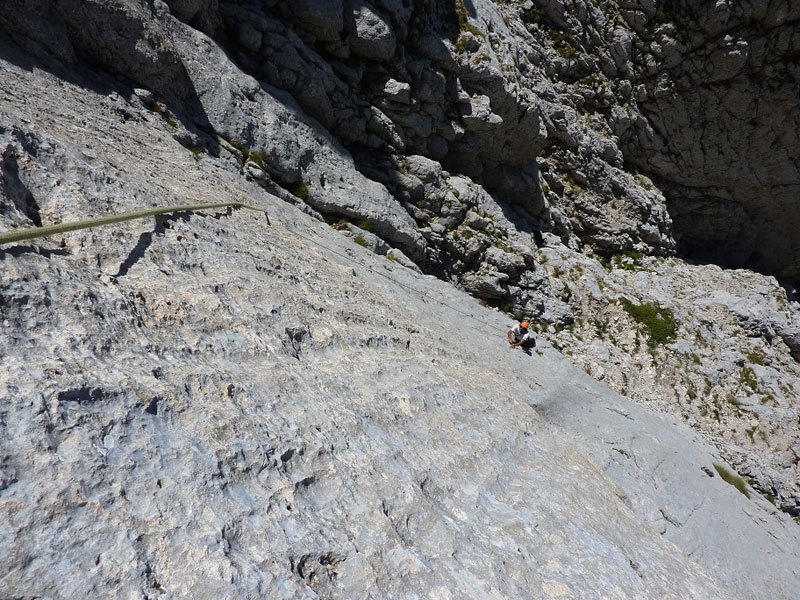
xmin=507 ymin=320 xmax=535 ymax=350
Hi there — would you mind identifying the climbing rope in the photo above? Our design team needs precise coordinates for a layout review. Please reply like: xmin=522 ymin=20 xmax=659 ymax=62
xmin=0 ymin=201 xmax=267 ymax=246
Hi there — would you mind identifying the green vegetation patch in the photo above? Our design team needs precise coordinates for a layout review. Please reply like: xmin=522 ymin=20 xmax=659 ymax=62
xmin=621 ymin=299 xmax=677 ymax=347
xmin=713 ymin=463 xmax=751 ymax=499
xmin=248 ymin=150 xmax=266 ymax=168
xmin=146 ymin=99 xmax=166 ymax=114
xmin=181 ymin=141 xmax=202 ymax=160
xmin=726 ymin=392 xmax=742 ymax=408
xmin=633 ymin=172 xmax=654 ymax=191
xmin=745 ymin=348 xmax=766 ymax=365
xmin=289 ymin=180 xmax=309 ymax=201
xmin=552 ymin=31 xmax=578 ymax=59
xmin=739 ymin=366 xmax=758 ymax=391
xmin=598 ymin=250 xmax=647 ymax=272
xmin=452 ymin=0 xmax=484 ymax=51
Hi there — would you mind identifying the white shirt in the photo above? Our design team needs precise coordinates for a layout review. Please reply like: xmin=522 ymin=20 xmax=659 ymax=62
xmin=510 ymin=324 xmax=531 ymax=342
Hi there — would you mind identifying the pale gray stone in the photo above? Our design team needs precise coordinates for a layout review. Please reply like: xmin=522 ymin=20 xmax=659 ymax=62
xmin=0 ymin=63 xmax=764 ymax=598
xmin=346 ymin=0 xmax=396 ymax=60
xmin=382 ymin=78 xmax=412 ymax=104
xmin=169 ymin=19 xmax=425 ymax=260
xmin=459 ymin=93 xmax=504 ymax=132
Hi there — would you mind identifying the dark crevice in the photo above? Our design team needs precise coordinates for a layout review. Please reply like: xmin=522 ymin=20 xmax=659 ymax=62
xmin=1 ymin=144 xmax=42 ymax=226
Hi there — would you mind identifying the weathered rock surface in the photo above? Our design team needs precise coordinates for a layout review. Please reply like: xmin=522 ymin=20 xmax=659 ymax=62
xmin=168 ymin=17 xmax=427 ymax=262
xmin=2 ymin=43 xmax=800 ymax=600
xmin=545 ymin=247 xmax=800 ymax=515
xmin=2 ymin=0 xmax=799 ymax=281
xmin=2 ymin=1 xmax=800 ymax=597
xmin=619 ymin=1 xmax=800 ymax=281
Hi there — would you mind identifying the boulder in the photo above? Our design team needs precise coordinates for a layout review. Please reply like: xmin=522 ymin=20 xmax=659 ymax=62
xmin=345 ymin=0 xmax=396 ymax=61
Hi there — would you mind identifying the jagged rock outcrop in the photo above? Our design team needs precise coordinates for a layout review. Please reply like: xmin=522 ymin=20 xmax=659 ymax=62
xmin=1 ymin=54 xmax=800 ymax=599
xmin=2 ymin=1 xmax=800 ymax=596
xmin=169 ymin=16 xmax=428 ymax=261
xmin=538 ymin=241 xmax=800 ymax=516
xmin=508 ymin=0 xmax=800 ymax=279
xmin=618 ymin=1 xmax=800 ymax=281
xmin=3 ymin=0 xmax=799 ymax=281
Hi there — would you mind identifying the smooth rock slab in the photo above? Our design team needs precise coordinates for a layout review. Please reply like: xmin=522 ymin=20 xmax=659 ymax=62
xmin=0 ymin=27 xmax=798 ymax=600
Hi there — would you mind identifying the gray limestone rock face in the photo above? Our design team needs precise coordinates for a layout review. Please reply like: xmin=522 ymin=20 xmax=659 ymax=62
xmin=1 ymin=52 xmax=800 ymax=600
xmin=3 ymin=3 xmax=800 ymax=597
xmin=537 ymin=239 xmax=800 ymax=518
xmin=618 ymin=3 xmax=800 ymax=281
xmin=6 ymin=0 xmax=786 ymax=475
xmin=0 ymin=0 xmax=192 ymax=107
xmin=165 ymin=17 xmax=426 ymax=261
xmin=13 ymin=0 xmax=798 ymax=286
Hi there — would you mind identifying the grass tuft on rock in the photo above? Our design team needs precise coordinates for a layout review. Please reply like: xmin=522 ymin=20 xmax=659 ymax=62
xmin=289 ymin=180 xmax=309 ymax=201
xmin=621 ymin=299 xmax=677 ymax=347
xmin=739 ymin=366 xmax=758 ymax=391
xmin=713 ymin=463 xmax=751 ymax=499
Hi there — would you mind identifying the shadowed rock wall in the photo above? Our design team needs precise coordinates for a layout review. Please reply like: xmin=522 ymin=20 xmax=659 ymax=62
xmin=620 ymin=0 xmax=800 ymax=281
xmin=1 ymin=0 xmax=798 ymax=285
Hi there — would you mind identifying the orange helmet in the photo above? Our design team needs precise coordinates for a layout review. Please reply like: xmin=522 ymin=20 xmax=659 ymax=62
xmin=520 ymin=321 xmax=529 ymax=329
